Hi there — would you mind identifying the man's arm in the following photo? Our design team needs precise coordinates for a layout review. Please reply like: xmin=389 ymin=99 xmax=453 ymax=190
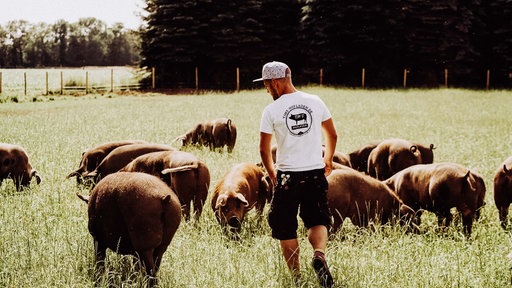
xmin=321 ymin=118 xmax=338 ymax=176
xmin=259 ymin=132 xmax=276 ymax=186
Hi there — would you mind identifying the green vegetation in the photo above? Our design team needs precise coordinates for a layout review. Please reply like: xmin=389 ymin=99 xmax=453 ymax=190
xmin=0 ymin=88 xmax=511 ymax=287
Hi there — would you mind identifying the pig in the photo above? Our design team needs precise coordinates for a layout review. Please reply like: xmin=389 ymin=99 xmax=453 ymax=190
xmin=211 ymin=162 xmax=270 ymax=233
xmin=368 ymin=138 xmax=422 ymax=180
xmin=84 ymin=143 xmax=175 ymax=185
xmin=347 ymin=141 xmax=381 ymax=173
xmin=326 ymin=166 xmax=413 ymax=233
xmin=414 ymin=142 xmax=436 ymax=165
xmin=175 ymin=118 xmax=237 ymax=153
xmin=385 ymin=162 xmax=486 ymax=236
xmin=120 ymin=150 xmax=210 ymax=221
xmin=67 ymin=140 xmax=148 ymax=184
xmin=77 ymin=172 xmax=181 ymax=286
xmin=494 ymin=156 xmax=512 ymax=229
xmin=0 ymin=143 xmax=41 ymax=191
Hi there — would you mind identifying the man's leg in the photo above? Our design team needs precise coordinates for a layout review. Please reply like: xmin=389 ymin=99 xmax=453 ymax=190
xmin=308 ymin=225 xmax=328 ymax=251
xmin=280 ymin=238 xmax=301 ymax=278
xmin=308 ymin=225 xmax=334 ymax=288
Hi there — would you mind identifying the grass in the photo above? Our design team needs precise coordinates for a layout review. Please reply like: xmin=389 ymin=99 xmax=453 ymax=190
xmin=0 ymin=67 xmax=146 ymax=99
xmin=0 ymin=87 xmax=512 ymax=287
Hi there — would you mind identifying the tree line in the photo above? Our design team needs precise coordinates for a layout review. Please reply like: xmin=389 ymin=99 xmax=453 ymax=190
xmin=0 ymin=18 xmax=140 ymax=68
xmin=140 ymin=0 xmax=512 ymax=89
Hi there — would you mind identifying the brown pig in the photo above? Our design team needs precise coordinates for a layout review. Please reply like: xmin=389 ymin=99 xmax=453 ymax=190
xmin=84 ymin=143 xmax=175 ymax=184
xmin=211 ymin=162 xmax=270 ymax=233
xmin=347 ymin=141 xmax=381 ymax=173
xmin=326 ymin=166 xmax=413 ymax=233
xmin=0 ymin=143 xmax=41 ymax=191
xmin=368 ymin=138 xmax=422 ymax=180
xmin=494 ymin=156 xmax=512 ymax=229
xmin=76 ymin=172 xmax=181 ymax=286
xmin=385 ymin=162 xmax=486 ymax=236
xmin=121 ymin=150 xmax=210 ymax=221
xmin=175 ymin=118 xmax=237 ymax=152
xmin=67 ymin=140 xmax=148 ymax=184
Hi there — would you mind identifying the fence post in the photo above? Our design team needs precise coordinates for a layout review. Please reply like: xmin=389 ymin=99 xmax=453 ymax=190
xmin=444 ymin=69 xmax=448 ymax=88
xmin=361 ymin=68 xmax=365 ymax=89
xmin=486 ymin=69 xmax=490 ymax=90
xmin=46 ymin=71 xmax=49 ymax=95
xmin=320 ymin=68 xmax=323 ymax=86
xmin=403 ymin=69 xmax=408 ymax=89
xmin=195 ymin=66 xmax=199 ymax=94
xmin=151 ymin=67 xmax=155 ymax=90
xmin=85 ymin=71 xmax=89 ymax=94
xmin=60 ymin=71 xmax=63 ymax=95
xmin=236 ymin=67 xmax=240 ymax=92
xmin=110 ymin=69 xmax=114 ymax=92
xmin=24 ymin=72 xmax=27 ymax=96
xmin=0 ymin=72 xmax=2 ymax=94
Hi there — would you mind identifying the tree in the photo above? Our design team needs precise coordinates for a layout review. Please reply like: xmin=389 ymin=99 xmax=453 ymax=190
xmin=140 ymin=0 xmax=213 ymax=88
xmin=482 ymin=0 xmax=512 ymax=88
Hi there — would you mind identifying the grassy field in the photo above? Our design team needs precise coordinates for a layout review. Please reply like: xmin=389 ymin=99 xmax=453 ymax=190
xmin=0 ymin=88 xmax=512 ymax=287
xmin=0 ymin=67 xmax=146 ymax=99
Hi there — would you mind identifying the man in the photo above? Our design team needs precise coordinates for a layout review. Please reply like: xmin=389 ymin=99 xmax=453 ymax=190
xmin=255 ymin=61 xmax=337 ymax=287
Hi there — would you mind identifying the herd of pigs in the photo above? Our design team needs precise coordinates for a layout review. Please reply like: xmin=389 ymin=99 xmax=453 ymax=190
xmin=1 ymin=116 xmax=512 ymax=284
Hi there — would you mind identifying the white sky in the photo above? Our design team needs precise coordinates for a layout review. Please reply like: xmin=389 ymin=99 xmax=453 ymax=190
xmin=0 ymin=0 xmax=146 ymax=29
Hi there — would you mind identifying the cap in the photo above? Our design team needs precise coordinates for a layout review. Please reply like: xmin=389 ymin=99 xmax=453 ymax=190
xmin=253 ymin=61 xmax=290 ymax=82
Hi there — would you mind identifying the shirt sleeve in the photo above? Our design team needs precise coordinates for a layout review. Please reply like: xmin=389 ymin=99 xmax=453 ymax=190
xmin=260 ymin=107 xmax=273 ymax=134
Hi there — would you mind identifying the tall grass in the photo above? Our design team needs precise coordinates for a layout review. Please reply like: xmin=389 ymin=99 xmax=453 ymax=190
xmin=0 ymin=88 xmax=511 ymax=287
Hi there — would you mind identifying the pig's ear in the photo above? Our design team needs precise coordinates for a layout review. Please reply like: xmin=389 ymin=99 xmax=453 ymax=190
xmin=236 ymin=193 xmax=249 ymax=207
xmin=215 ymin=194 xmax=228 ymax=209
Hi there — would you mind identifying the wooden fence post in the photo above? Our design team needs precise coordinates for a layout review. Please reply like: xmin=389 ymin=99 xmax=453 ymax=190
xmin=24 ymin=72 xmax=27 ymax=96
xmin=236 ymin=67 xmax=240 ymax=92
xmin=0 ymin=72 xmax=2 ymax=94
xmin=486 ymin=69 xmax=490 ymax=90
xmin=85 ymin=71 xmax=89 ymax=94
xmin=403 ymin=69 xmax=408 ymax=89
xmin=361 ymin=68 xmax=365 ymax=89
xmin=444 ymin=69 xmax=448 ymax=88
xmin=60 ymin=71 xmax=63 ymax=95
xmin=320 ymin=68 xmax=323 ymax=86
xmin=110 ymin=69 xmax=114 ymax=92
xmin=195 ymin=66 xmax=199 ymax=94
xmin=45 ymin=71 xmax=49 ymax=95
xmin=151 ymin=67 xmax=156 ymax=90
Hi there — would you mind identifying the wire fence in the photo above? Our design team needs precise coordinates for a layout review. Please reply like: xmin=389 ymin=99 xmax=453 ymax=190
xmin=1 ymin=66 xmax=511 ymax=98
xmin=0 ymin=67 xmax=147 ymax=97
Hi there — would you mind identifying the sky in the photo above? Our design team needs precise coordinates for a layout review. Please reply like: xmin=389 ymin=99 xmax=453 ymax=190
xmin=0 ymin=0 xmax=146 ymax=29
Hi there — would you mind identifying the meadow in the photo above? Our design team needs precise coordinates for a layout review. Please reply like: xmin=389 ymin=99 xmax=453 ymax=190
xmin=0 ymin=87 xmax=512 ymax=287
xmin=0 ymin=67 xmax=146 ymax=99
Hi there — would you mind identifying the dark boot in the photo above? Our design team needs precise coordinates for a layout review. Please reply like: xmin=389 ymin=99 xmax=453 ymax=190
xmin=312 ymin=250 xmax=334 ymax=288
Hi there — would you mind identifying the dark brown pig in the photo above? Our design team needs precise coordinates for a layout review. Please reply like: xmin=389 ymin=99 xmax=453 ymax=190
xmin=347 ymin=141 xmax=381 ymax=173
xmin=84 ymin=143 xmax=175 ymax=184
xmin=326 ymin=166 xmax=413 ymax=233
xmin=368 ymin=138 xmax=422 ymax=180
xmin=211 ymin=162 xmax=270 ymax=233
xmin=76 ymin=172 xmax=181 ymax=286
xmin=0 ymin=143 xmax=41 ymax=191
xmin=494 ymin=156 xmax=512 ymax=229
xmin=175 ymin=118 xmax=237 ymax=152
xmin=385 ymin=162 xmax=486 ymax=236
xmin=121 ymin=150 xmax=210 ymax=221
xmin=67 ymin=140 xmax=148 ymax=184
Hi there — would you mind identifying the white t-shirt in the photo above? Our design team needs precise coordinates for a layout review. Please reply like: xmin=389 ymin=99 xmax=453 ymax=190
xmin=260 ymin=91 xmax=332 ymax=172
